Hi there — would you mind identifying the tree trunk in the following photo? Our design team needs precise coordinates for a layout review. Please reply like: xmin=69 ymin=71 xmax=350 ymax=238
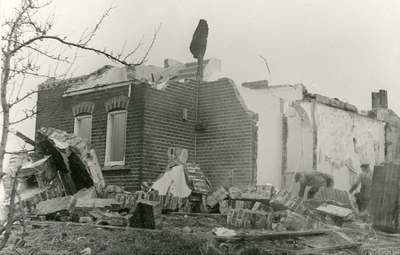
xmin=0 ymin=53 xmax=11 ymax=174
xmin=0 ymin=166 xmax=20 ymax=250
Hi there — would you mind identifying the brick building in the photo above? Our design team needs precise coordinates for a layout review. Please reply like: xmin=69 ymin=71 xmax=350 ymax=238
xmin=35 ymin=59 xmax=258 ymax=192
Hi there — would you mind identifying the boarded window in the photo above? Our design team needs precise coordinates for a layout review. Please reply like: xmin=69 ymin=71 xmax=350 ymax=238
xmin=74 ymin=115 xmax=92 ymax=142
xmin=105 ymin=110 xmax=127 ymax=165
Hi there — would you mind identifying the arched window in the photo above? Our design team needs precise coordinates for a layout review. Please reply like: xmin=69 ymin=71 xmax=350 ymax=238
xmin=104 ymin=96 xmax=129 ymax=166
xmin=72 ymin=102 xmax=95 ymax=142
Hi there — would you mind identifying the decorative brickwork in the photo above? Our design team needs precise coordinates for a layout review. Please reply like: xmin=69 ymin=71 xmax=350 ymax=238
xmin=105 ymin=95 xmax=130 ymax=112
xmin=72 ymin=102 xmax=95 ymax=116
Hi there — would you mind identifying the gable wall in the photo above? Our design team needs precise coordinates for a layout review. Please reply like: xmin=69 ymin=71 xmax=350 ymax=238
xmin=196 ymin=78 xmax=258 ymax=187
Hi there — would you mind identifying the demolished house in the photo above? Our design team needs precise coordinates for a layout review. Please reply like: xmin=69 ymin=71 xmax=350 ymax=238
xmin=35 ymin=59 xmax=259 ymax=191
xmin=1 ymin=53 xmax=400 ymax=253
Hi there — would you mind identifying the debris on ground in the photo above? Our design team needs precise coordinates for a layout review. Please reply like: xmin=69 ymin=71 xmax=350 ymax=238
xmin=2 ymin=142 xmax=400 ymax=254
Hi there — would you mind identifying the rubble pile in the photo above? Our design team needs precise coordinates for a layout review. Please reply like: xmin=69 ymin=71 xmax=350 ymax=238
xmin=7 ymin=138 xmax=400 ymax=254
xmin=216 ymin=186 xmax=365 ymax=233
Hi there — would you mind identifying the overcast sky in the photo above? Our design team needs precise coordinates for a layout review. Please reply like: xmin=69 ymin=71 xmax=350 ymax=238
xmin=2 ymin=0 xmax=400 ymax=153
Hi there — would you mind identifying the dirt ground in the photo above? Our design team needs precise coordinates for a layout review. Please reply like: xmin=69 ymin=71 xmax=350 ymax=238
xmin=0 ymin=213 xmax=387 ymax=255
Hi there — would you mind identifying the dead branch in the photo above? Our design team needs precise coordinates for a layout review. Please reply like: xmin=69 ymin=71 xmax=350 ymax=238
xmin=259 ymin=55 xmax=271 ymax=84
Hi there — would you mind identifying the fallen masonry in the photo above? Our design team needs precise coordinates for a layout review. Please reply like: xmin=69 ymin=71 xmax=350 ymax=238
xmin=4 ymin=131 xmax=400 ymax=253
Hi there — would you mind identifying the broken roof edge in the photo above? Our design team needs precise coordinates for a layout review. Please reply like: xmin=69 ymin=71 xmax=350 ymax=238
xmin=63 ymin=79 xmax=143 ymax=97
xmin=240 ymin=80 xmax=360 ymax=114
xmin=39 ymin=65 xmax=117 ymax=91
xmin=304 ymin=92 xmax=358 ymax=114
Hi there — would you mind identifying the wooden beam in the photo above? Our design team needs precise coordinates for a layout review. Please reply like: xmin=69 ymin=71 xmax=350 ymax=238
xmin=214 ymin=229 xmax=331 ymax=242
xmin=294 ymin=243 xmax=362 ymax=254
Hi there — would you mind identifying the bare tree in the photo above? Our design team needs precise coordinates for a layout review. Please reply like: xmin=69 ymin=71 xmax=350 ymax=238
xmin=0 ymin=0 xmax=159 ymax=249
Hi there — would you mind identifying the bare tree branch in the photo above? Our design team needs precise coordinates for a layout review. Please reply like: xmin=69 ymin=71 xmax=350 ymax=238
xmin=138 ymin=23 xmax=162 ymax=65
xmin=79 ymin=1 xmax=116 ymax=46
xmin=259 ymin=55 xmax=271 ymax=84
xmin=9 ymin=107 xmax=37 ymax=125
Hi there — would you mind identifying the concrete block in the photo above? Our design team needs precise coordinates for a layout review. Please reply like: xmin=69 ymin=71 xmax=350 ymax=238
xmin=74 ymin=198 xmax=118 ymax=216
xmin=130 ymin=200 xmax=163 ymax=229
xmin=74 ymin=187 xmax=97 ymax=200
xmin=36 ymin=196 xmax=76 ymax=217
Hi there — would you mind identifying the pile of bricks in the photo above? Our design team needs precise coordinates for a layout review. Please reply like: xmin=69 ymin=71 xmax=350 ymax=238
xmin=228 ymin=184 xmax=277 ymax=200
xmin=224 ymin=188 xmax=360 ymax=232
xmin=227 ymin=209 xmax=272 ymax=229
xmin=270 ymin=189 xmax=307 ymax=214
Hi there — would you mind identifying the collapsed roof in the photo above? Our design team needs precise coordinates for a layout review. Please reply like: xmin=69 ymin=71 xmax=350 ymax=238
xmin=38 ymin=58 xmax=221 ymax=95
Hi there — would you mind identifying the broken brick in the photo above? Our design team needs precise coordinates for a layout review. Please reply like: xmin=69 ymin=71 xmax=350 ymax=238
xmin=229 ymin=184 xmax=277 ymax=201
xmin=270 ymin=189 xmax=306 ymax=214
xmin=206 ymin=187 xmax=228 ymax=208
xmin=251 ymin=202 xmax=273 ymax=212
xmin=167 ymin=147 xmax=188 ymax=167
xmin=274 ymin=210 xmax=308 ymax=231
xmin=227 ymin=208 xmax=272 ymax=230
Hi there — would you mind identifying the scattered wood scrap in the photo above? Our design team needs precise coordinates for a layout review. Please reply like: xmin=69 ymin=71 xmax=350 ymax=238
xmin=214 ymin=229 xmax=331 ymax=242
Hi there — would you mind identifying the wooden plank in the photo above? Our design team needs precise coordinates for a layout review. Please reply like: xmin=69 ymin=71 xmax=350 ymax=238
xmin=397 ymin=163 xmax=400 ymax=230
xmin=168 ymin=212 xmax=227 ymax=220
xmin=370 ymin=165 xmax=383 ymax=219
xmin=31 ymin=220 xmax=165 ymax=233
xmin=387 ymin=164 xmax=399 ymax=229
xmin=380 ymin=163 xmax=390 ymax=227
xmin=294 ymin=243 xmax=362 ymax=255
xmin=214 ymin=230 xmax=331 ymax=242
xmin=384 ymin=163 xmax=393 ymax=228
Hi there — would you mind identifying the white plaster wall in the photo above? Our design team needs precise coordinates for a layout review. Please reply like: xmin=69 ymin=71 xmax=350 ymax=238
xmin=284 ymin=101 xmax=314 ymax=195
xmin=314 ymin=104 xmax=385 ymax=191
xmin=237 ymin=86 xmax=283 ymax=188
xmin=262 ymin=84 xmax=304 ymax=103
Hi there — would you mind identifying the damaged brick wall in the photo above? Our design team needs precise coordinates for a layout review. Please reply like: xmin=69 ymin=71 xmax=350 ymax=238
xmin=36 ymin=77 xmax=259 ymax=191
xmin=196 ymin=78 xmax=257 ymax=187
xmin=37 ymin=83 xmax=145 ymax=191
xmin=141 ymin=81 xmax=197 ymax=182
xmin=36 ymin=84 xmax=68 ymax=131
